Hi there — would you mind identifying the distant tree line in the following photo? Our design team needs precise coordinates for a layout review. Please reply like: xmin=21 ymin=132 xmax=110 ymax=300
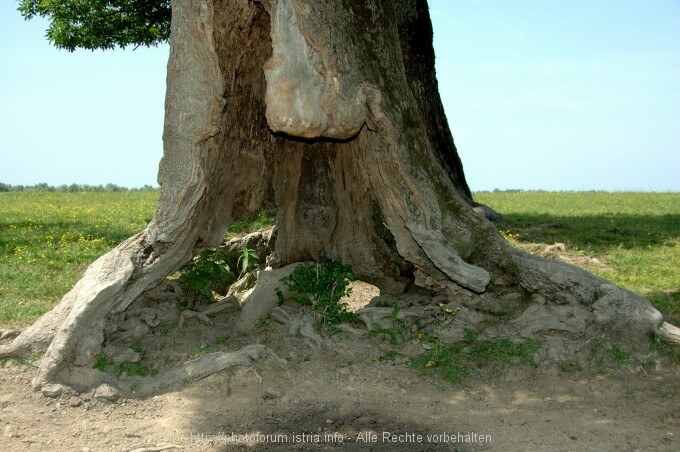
xmin=0 ymin=182 xmax=159 ymax=193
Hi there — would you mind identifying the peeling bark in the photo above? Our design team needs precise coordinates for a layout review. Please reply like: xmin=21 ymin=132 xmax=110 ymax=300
xmin=22 ymin=0 xmax=231 ymax=389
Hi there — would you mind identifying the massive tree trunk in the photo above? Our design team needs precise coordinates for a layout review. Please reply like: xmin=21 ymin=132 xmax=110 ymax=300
xmin=4 ymin=0 xmax=678 ymax=391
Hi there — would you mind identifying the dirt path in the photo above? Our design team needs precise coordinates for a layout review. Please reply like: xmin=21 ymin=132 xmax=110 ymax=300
xmin=1 ymin=279 xmax=679 ymax=452
xmin=2 ymin=335 xmax=679 ymax=452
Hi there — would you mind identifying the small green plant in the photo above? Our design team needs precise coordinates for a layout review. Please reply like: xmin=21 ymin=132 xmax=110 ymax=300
xmin=463 ymin=328 xmax=479 ymax=342
xmin=131 ymin=340 xmax=145 ymax=358
xmin=367 ymin=323 xmax=401 ymax=345
xmin=13 ymin=352 xmax=42 ymax=369
xmin=557 ymin=361 xmax=583 ymax=373
xmin=431 ymin=303 xmax=461 ymax=337
xmin=215 ymin=335 xmax=230 ymax=345
xmin=95 ymin=352 xmax=157 ymax=377
xmin=256 ymin=315 xmax=271 ymax=331
xmin=239 ymin=272 xmax=257 ymax=291
xmin=93 ymin=355 xmax=112 ymax=371
xmin=237 ymin=248 xmax=259 ymax=277
xmin=193 ymin=343 xmax=210 ymax=357
xmin=410 ymin=329 xmax=541 ymax=383
xmin=589 ymin=343 xmax=634 ymax=367
xmin=275 ymin=287 xmax=285 ymax=305
xmin=375 ymin=349 xmax=399 ymax=362
xmin=279 ymin=259 xmax=360 ymax=329
xmin=160 ymin=324 xmax=174 ymax=335
xmin=609 ymin=345 xmax=632 ymax=363
xmin=114 ymin=361 xmax=153 ymax=377
xmin=366 ymin=306 xmax=407 ymax=345
xmin=180 ymin=247 xmax=233 ymax=301
xmin=410 ymin=303 xmax=462 ymax=350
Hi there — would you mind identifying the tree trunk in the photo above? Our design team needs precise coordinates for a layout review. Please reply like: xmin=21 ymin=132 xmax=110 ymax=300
xmin=6 ymin=0 xmax=678 ymax=390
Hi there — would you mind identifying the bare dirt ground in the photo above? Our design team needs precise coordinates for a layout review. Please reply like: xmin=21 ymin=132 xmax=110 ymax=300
xmin=1 ymin=282 xmax=679 ymax=452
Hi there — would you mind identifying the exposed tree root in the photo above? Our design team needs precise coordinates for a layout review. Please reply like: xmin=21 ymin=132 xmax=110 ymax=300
xmin=659 ymin=322 xmax=680 ymax=345
xmin=117 ymin=344 xmax=278 ymax=397
xmin=0 ymin=345 xmax=11 ymax=359
xmin=177 ymin=294 xmax=240 ymax=329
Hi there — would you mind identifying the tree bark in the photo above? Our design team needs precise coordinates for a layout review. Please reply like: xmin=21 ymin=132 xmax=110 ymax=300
xmin=7 ymin=0 xmax=678 ymax=390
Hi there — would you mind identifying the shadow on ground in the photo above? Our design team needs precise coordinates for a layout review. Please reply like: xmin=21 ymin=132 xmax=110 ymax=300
xmin=499 ymin=213 xmax=680 ymax=251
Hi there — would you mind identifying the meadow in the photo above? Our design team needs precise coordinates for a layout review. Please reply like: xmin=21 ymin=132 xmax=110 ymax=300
xmin=0 ymin=191 xmax=158 ymax=326
xmin=475 ymin=191 xmax=680 ymax=324
xmin=1 ymin=191 xmax=678 ymax=328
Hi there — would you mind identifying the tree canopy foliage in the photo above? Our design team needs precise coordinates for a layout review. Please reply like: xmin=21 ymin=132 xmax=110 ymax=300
xmin=18 ymin=0 xmax=171 ymax=51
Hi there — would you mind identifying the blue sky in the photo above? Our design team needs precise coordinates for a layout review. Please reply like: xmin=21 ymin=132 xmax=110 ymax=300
xmin=1 ymin=1 xmax=679 ymax=191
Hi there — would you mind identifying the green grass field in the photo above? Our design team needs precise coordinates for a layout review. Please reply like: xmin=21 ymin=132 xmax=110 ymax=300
xmin=1 ymin=191 xmax=678 ymax=328
xmin=0 ymin=191 xmax=158 ymax=326
xmin=475 ymin=191 xmax=680 ymax=324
